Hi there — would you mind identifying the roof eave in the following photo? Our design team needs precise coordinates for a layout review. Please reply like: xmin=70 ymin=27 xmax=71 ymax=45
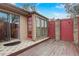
xmin=0 ymin=3 xmax=29 ymax=16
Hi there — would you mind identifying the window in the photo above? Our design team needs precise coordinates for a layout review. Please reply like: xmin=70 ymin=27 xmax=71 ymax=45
xmin=36 ymin=16 xmax=47 ymax=38
xmin=41 ymin=19 xmax=45 ymax=36
xmin=44 ymin=20 xmax=48 ymax=36
xmin=36 ymin=17 xmax=40 ymax=27
xmin=36 ymin=16 xmax=41 ymax=37
xmin=10 ymin=14 xmax=20 ymax=39
xmin=0 ymin=12 xmax=9 ymax=41
xmin=36 ymin=16 xmax=48 ymax=38
xmin=0 ymin=11 xmax=20 ymax=42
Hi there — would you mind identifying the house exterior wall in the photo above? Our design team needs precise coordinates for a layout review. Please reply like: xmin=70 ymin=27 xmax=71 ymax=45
xmin=0 ymin=8 xmax=48 ymax=42
xmin=0 ymin=4 xmax=49 ymax=43
xmin=32 ymin=14 xmax=36 ymax=41
xmin=20 ymin=15 xmax=27 ymax=40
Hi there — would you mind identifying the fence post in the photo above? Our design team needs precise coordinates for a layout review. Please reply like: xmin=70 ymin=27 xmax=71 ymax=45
xmin=55 ymin=20 xmax=60 ymax=41
xmin=73 ymin=17 xmax=78 ymax=45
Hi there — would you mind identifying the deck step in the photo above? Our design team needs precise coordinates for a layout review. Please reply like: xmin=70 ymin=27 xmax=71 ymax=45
xmin=3 ymin=41 xmax=21 ymax=46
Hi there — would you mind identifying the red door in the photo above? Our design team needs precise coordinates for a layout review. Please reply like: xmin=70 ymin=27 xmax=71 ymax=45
xmin=60 ymin=19 xmax=74 ymax=42
xmin=48 ymin=21 xmax=55 ymax=39
xmin=27 ymin=15 xmax=33 ymax=39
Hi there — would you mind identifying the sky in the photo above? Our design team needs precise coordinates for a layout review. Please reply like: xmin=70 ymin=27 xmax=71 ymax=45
xmin=15 ymin=3 xmax=70 ymax=19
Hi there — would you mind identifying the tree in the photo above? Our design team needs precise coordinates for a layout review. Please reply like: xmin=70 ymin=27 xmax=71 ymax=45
xmin=23 ymin=3 xmax=36 ymax=12
xmin=64 ymin=3 xmax=79 ymax=45
xmin=64 ymin=3 xmax=79 ymax=16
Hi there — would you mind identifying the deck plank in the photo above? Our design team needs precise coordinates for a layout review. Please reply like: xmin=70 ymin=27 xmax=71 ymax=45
xmin=18 ymin=39 xmax=79 ymax=56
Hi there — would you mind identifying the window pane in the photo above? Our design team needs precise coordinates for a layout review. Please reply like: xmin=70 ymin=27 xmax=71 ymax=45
xmin=45 ymin=20 xmax=48 ymax=36
xmin=36 ymin=17 xmax=40 ymax=27
xmin=10 ymin=14 xmax=20 ymax=39
xmin=0 ymin=12 xmax=8 ymax=22
xmin=45 ymin=21 xmax=47 ymax=27
xmin=41 ymin=20 xmax=44 ymax=27
xmin=41 ymin=19 xmax=45 ymax=36
xmin=0 ymin=12 xmax=10 ymax=41
xmin=36 ymin=17 xmax=41 ymax=37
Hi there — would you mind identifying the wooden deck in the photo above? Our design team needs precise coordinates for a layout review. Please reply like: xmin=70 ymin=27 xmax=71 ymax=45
xmin=18 ymin=39 xmax=79 ymax=56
